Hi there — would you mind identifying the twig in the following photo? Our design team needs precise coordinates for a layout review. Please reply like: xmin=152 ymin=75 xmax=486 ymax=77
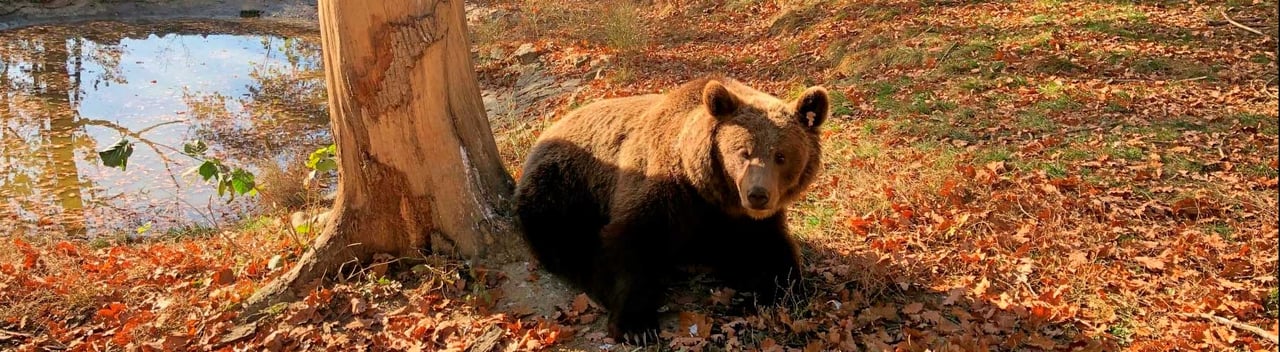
xmin=785 ymin=49 xmax=815 ymax=63
xmin=1221 ymin=8 xmax=1274 ymax=40
xmin=1264 ymin=76 xmax=1279 ymax=99
xmin=1058 ymin=120 xmax=1125 ymax=135
xmin=938 ymin=42 xmax=960 ymax=63
xmin=0 ymin=328 xmax=32 ymax=338
xmin=1179 ymin=312 xmax=1279 ymax=344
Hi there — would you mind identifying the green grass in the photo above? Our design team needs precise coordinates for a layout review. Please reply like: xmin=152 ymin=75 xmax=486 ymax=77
xmin=1162 ymin=154 xmax=1204 ymax=174
xmin=797 ymin=205 xmax=839 ymax=238
xmin=1017 ymin=111 xmax=1057 ymax=132
xmin=1026 ymin=14 xmax=1054 ymax=26
xmin=941 ymin=40 xmax=997 ymax=74
xmin=1037 ymin=80 xmax=1067 ymax=97
xmin=862 ymin=4 xmax=903 ymax=21
xmin=867 ymin=47 xmax=926 ymax=71
xmin=1267 ymin=288 xmax=1279 ymax=318
xmin=828 ymin=90 xmax=855 ymax=117
xmin=851 ymin=137 xmax=884 ymax=159
xmin=865 ymin=78 xmax=912 ymax=113
xmin=1231 ymin=112 xmax=1280 ymax=135
xmin=958 ymin=77 xmax=995 ymax=93
xmin=974 ymin=146 xmax=1015 ymax=164
xmin=240 ymin=215 xmax=274 ymax=231
xmin=1134 ymin=57 xmax=1219 ymax=80
xmin=1106 ymin=146 xmax=1145 ymax=161
xmin=1036 ymin=95 xmax=1080 ymax=113
xmin=1241 ymin=163 xmax=1280 ymax=178
xmin=1205 ymin=222 xmax=1234 ymax=242
xmin=1014 ymin=160 xmax=1068 ymax=178
xmin=162 ymin=224 xmax=220 ymax=239
xmin=1056 ymin=147 xmax=1094 ymax=162
xmin=1035 ymin=55 xmax=1083 ymax=74
xmin=1105 ymin=91 xmax=1134 ymax=113
xmin=907 ymin=92 xmax=957 ymax=115
xmin=603 ymin=2 xmax=647 ymax=53
xmin=1250 ymin=53 xmax=1273 ymax=65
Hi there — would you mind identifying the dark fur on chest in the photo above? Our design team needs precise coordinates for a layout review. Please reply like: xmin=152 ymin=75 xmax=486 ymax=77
xmin=514 ymin=156 xmax=804 ymax=340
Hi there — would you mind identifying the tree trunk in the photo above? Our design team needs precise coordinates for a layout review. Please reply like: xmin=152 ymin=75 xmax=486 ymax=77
xmin=243 ymin=0 xmax=516 ymax=315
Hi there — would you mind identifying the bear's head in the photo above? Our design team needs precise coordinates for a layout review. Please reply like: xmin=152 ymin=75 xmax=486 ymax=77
xmin=680 ymin=78 xmax=829 ymax=220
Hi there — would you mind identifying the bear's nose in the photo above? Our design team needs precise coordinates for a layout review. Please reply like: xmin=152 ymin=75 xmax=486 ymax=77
xmin=747 ymin=187 xmax=770 ymax=209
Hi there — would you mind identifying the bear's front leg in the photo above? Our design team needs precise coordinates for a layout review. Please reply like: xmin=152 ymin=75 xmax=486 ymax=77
xmin=603 ymin=266 xmax=661 ymax=344
xmin=746 ymin=246 xmax=805 ymax=306
xmin=595 ymin=214 xmax=671 ymax=345
xmin=713 ymin=221 xmax=806 ymax=307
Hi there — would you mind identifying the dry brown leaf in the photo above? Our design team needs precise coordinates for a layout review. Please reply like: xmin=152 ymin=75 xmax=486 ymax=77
xmin=1134 ymin=257 xmax=1165 ymax=271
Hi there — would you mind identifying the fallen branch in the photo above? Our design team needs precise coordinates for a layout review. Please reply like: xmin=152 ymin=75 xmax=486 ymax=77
xmin=938 ymin=42 xmax=960 ymax=63
xmin=1179 ymin=312 xmax=1279 ymax=344
xmin=0 ymin=328 xmax=33 ymax=338
xmin=1220 ymin=8 xmax=1274 ymax=40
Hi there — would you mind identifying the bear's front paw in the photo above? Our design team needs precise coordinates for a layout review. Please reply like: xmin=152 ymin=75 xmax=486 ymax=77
xmin=618 ymin=329 xmax=661 ymax=346
xmin=609 ymin=319 xmax=661 ymax=346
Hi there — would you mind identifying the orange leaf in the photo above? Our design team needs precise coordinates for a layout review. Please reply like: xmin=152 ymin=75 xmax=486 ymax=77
xmin=903 ymin=302 xmax=924 ymax=315
xmin=1133 ymin=257 xmax=1165 ymax=271
xmin=571 ymin=293 xmax=590 ymax=315
xmin=1026 ymin=333 xmax=1056 ymax=350
xmin=847 ymin=216 xmax=872 ymax=235
xmin=678 ymin=311 xmax=711 ymax=338
xmin=939 ymin=178 xmax=957 ymax=197
xmin=760 ymin=337 xmax=783 ymax=352
xmin=97 ymin=302 xmax=127 ymax=321
xmin=943 ymin=288 xmax=964 ymax=306
xmin=212 ymin=268 xmax=235 ymax=286
xmin=54 ymin=241 xmax=79 ymax=256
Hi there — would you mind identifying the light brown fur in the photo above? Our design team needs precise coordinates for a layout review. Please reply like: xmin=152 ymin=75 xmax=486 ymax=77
xmin=514 ymin=75 xmax=829 ymax=341
xmin=536 ymin=76 xmax=826 ymax=216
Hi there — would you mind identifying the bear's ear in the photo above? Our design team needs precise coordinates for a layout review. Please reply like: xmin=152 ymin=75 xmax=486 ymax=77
xmin=793 ymin=86 xmax=829 ymax=132
xmin=702 ymin=80 xmax=739 ymax=120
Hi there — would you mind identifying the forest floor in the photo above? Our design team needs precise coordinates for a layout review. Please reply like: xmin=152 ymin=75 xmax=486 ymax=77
xmin=2 ymin=0 xmax=1279 ymax=351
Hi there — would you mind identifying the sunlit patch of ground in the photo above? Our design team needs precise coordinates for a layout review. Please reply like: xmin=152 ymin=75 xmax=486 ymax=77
xmin=470 ymin=0 xmax=1278 ymax=350
xmin=2 ymin=0 xmax=1277 ymax=350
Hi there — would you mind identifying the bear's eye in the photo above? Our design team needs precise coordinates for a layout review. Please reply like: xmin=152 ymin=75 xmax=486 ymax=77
xmin=738 ymin=150 xmax=750 ymax=160
xmin=774 ymin=152 xmax=786 ymax=164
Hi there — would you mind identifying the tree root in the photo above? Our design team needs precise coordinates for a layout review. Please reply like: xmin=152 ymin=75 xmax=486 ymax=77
xmin=238 ymin=218 xmax=363 ymax=323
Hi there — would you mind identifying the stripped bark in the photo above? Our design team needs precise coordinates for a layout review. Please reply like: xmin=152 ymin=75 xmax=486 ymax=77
xmin=241 ymin=0 xmax=517 ymax=317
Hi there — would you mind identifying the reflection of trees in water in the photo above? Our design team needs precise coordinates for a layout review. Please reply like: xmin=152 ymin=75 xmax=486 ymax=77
xmin=182 ymin=35 xmax=329 ymax=166
xmin=0 ymin=22 xmax=329 ymax=237
xmin=0 ymin=34 xmax=105 ymax=236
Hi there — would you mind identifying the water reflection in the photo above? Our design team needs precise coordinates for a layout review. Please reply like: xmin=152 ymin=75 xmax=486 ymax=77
xmin=0 ymin=21 xmax=330 ymax=238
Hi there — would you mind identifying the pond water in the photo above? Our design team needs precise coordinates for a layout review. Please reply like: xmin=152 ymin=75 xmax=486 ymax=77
xmin=0 ymin=21 xmax=332 ymax=238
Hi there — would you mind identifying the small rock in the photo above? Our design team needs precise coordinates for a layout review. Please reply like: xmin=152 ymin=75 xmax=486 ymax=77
xmin=564 ymin=53 xmax=589 ymax=67
xmin=267 ymin=255 xmax=284 ymax=270
xmin=488 ymin=47 xmax=506 ymax=60
xmin=511 ymin=43 xmax=541 ymax=65
xmin=589 ymin=54 xmax=613 ymax=68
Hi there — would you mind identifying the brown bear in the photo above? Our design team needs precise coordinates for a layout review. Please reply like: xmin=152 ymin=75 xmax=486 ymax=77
xmin=513 ymin=75 xmax=829 ymax=343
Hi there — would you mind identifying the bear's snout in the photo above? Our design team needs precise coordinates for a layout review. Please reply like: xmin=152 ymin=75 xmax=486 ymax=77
xmin=747 ymin=187 xmax=770 ymax=209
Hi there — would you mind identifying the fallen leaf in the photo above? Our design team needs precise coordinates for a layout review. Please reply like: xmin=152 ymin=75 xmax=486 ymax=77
xmin=571 ymin=293 xmax=590 ymax=315
xmin=1133 ymin=257 xmax=1165 ymax=271
xmin=903 ymin=302 xmax=924 ymax=315
xmin=212 ymin=268 xmax=235 ymax=286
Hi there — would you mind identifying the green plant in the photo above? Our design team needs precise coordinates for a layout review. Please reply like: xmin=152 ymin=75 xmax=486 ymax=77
xmin=98 ymin=138 xmax=258 ymax=202
xmin=306 ymin=144 xmax=338 ymax=181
